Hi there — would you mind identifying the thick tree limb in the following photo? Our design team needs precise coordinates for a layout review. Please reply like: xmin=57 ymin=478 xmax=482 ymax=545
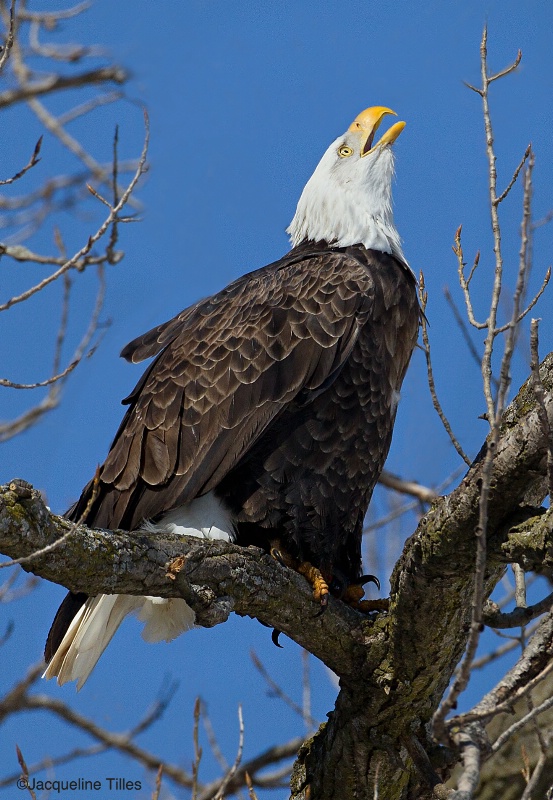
xmin=0 ymin=482 xmax=368 ymax=678
xmin=1 ymin=352 xmax=553 ymax=799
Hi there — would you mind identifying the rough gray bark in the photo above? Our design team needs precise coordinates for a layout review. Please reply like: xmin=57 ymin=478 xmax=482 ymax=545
xmin=1 ymin=352 xmax=553 ymax=800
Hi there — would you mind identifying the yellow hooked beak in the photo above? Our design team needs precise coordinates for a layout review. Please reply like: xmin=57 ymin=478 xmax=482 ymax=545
xmin=348 ymin=106 xmax=406 ymax=157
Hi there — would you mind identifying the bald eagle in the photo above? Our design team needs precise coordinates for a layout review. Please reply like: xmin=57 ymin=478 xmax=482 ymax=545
xmin=44 ymin=106 xmax=419 ymax=689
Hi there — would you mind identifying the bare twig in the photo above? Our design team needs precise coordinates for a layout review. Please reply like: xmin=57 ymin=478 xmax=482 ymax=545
xmin=0 ymin=0 xmax=16 ymax=72
xmin=0 ymin=568 xmax=21 ymax=602
xmin=0 ymin=109 xmax=149 ymax=313
xmin=107 ymin=125 xmax=121 ymax=263
xmin=495 ymin=143 xmax=531 ymax=205
xmin=488 ymin=47 xmax=522 ymax=83
xmin=197 ymin=738 xmax=303 ymax=800
xmin=1 ymin=673 xmax=176 ymax=789
xmin=520 ymin=745 xmax=550 ymax=800
xmin=213 ymin=705 xmax=244 ymax=800
xmin=0 ymin=619 xmax=14 ymax=647
xmin=0 ymin=570 xmax=38 ymax=603
xmin=53 ymin=241 xmax=70 ymax=363
xmin=15 ymin=692 xmax=194 ymax=787
xmin=454 ymin=229 xmax=486 ymax=330
xmin=0 ymin=263 xmax=108 ymax=442
xmin=151 ymin=765 xmax=163 ymax=800
xmin=493 ymin=150 xmax=534 ymax=406
xmin=493 ymin=266 xmax=550 ymax=334
xmin=364 ymin=496 xmax=421 ymax=533
xmin=201 ymin=702 xmax=230 ymax=776
xmin=533 ymin=210 xmax=553 ymax=230
xmin=0 ymin=360 xmax=79 ymax=389
xmin=0 ymin=392 xmax=60 ymax=442
xmin=17 ymin=2 xmax=91 ymax=23
xmin=245 ymin=772 xmax=259 ymax=800
xmin=419 ymin=271 xmax=471 ymax=466
xmin=0 ymin=136 xmax=42 ymax=186
xmin=434 ymin=31 xmax=530 ymax=744
xmin=0 ymin=743 xmax=108 ymax=788
xmin=57 ymin=91 xmax=123 ymax=126
xmin=472 ymin=621 xmax=540 ymax=669
xmin=0 ymin=164 xmax=136 ymax=216
xmin=192 ymin=698 xmax=203 ymax=800
xmin=28 ymin=17 xmax=102 ymax=61
xmin=365 ymin=464 xmax=465 ymax=533
xmin=443 ymin=285 xmax=489 ymax=378
xmin=491 ymin=696 xmax=553 ymax=754
xmin=0 ymin=242 xmax=107 ymax=266
xmin=26 ymin=96 xmax=136 ymax=207
xmin=250 ymin=650 xmax=318 ymax=730
xmin=378 ymin=470 xmax=438 ymax=504
xmin=512 ymin=563 xmax=527 ymax=608
xmin=15 ymin=746 xmax=37 ymax=800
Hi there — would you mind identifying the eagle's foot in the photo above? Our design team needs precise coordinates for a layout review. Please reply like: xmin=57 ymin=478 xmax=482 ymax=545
xmin=296 ymin=560 xmax=329 ymax=612
xmin=270 ymin=542 xmax=329 ymax=611
xmin=342 ymin=574 xmax=388 ymax=613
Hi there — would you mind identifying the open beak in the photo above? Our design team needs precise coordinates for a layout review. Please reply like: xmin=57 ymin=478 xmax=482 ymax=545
xmin=348 ymin=106 xmax=406 ymax=157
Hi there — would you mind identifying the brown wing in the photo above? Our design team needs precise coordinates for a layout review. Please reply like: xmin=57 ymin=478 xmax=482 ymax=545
xmin=69 ymin=247 xmax=376 ymax=530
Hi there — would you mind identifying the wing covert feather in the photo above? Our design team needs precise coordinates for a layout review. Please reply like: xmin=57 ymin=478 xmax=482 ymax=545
xmin=85 ymin=249 xmax=377 ymax=529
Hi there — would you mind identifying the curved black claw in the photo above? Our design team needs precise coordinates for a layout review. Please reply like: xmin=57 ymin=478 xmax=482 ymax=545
xmin=358 ymin=573 xmax=381 ymax=592
xmin=271 ymin=628 xmax=284 ymax=648
xmin=314 ymin=593 xmax=329 ymax=618
xmin=270 ymin=547 xmax=287 ymax=568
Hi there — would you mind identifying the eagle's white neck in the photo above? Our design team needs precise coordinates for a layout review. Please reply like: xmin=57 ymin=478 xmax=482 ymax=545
xmin=287 ymin=137 xmax=405 ymax=262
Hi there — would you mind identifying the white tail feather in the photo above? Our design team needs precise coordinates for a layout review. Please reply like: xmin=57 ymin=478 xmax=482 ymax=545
xmin=43 ymin=594 xmax=196 ymax=690
xmin=139 ymin=597 xmax=196 ymax=642
xmin=44 ymin=595 xmax=141 ymax=689
xmin=43 ymin=492 xmax=235 ymax=689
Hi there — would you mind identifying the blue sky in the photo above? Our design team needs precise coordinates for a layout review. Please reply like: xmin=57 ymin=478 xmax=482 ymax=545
xmin=1 ymin=1 xmax=552 ymax=796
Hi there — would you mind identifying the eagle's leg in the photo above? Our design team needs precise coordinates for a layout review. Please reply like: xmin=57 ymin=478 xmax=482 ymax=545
xmin=342 ymin=574 xmax=389 ymax=613
xmin=270 ymin=541 xmax=330 ymax=610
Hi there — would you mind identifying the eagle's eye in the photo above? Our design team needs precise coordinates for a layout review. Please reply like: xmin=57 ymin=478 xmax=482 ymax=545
xmin=337 ymin=144 xmax=353 ymax=158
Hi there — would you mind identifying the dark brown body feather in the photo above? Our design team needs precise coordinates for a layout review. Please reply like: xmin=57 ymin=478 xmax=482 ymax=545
xmin=46 ymin=241 xmax=418 ymax=661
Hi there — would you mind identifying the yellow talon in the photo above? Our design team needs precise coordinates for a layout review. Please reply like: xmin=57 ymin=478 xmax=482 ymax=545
xmin=270 ymin=540 xmax=329 ymax=608
xmin=297 ymin=561 xmax=330 ymax=604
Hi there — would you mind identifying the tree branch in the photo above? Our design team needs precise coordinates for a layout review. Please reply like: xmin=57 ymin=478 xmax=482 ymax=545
xmin=2 ymin=352 xmax=553 ymax=799
xmin=0 ymin=65 xmax=127 ymax=109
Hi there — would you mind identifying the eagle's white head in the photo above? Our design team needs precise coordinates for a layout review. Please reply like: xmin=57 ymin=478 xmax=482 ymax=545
xmin=287 ymin=106 xmax=406 ymax=262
